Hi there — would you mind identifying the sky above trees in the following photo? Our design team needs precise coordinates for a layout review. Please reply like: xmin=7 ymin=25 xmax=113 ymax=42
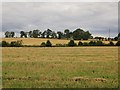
xmin=1 ymin=1 xmax=118 ymax=38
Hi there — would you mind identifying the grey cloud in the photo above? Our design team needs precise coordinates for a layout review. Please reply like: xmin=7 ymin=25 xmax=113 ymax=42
xmin=2 ymin=2 xmax=118 ymax=37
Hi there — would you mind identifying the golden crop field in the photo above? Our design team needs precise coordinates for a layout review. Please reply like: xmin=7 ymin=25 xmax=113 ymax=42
xmin=2 ymin=47 xmax=118 ymax=88
xmin=1 ymin=38 xmax=117 ymax=45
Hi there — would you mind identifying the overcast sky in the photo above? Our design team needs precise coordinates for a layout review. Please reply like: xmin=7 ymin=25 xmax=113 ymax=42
xmin=1 ymin=2 xmax=118 ymax=38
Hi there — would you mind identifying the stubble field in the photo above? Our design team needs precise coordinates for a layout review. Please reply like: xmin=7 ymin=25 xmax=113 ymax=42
xmin=2 ymin=47 xmax=118 ymax=88
xmin=1 ymin=38 xmax=117 ymax=45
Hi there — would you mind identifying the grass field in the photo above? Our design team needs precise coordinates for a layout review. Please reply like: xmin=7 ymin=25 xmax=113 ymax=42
xmin=1 ymin=38 xmax=117 ymax=45
xmin=2 ymin=47 xmax=118 ymax=88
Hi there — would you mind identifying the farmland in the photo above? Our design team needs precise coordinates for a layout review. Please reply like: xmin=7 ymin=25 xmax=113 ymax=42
xmin=2 ymin=47 xmax=118 ymax=88
xmin=1 ymin=38 xmax=117 ymax=46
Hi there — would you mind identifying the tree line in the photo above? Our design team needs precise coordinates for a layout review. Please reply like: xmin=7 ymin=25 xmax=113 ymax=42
xmin=4 ymin=28 xmax=93 ymax=40
xmin=1 ymin=40 xmax=120 ymax=47
xmin=4 ymin=28 xmax=120 ymax=41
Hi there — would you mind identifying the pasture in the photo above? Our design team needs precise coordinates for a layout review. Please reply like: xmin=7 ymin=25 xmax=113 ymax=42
xmin=2 ymin=47 xmax=118 ymax=88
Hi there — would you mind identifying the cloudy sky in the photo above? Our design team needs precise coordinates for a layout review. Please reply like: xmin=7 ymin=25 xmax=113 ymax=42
xmin=1 ymin=2 xmax=118 ymax=38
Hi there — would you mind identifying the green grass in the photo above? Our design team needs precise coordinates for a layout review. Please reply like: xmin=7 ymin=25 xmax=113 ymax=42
xmin=2 ymin=47 xmax=118 ymax=88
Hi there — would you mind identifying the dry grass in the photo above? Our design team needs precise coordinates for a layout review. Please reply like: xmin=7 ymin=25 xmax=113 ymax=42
xmin=2 ymin=47 xmax=118 ymax=88
xmin=1 ymin=38 xmax=117 ymax=45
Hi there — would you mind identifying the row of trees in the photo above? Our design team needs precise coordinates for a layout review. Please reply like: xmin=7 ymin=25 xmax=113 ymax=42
xmin=5 ymin=28 xmax=92 ymax=40
xmin=4 ymin=29 xmax=120 ymax=41
xmin=1 ymin=40 xmax=120 ymax=47
xmin=5 ymin=31 xmax=15 ymax=38
xmin=1 ymin=40 xmax=23 ymax=47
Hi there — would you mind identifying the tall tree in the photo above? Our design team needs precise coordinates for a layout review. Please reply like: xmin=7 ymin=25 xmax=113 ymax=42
xmin=64 ymin=29 xmax=70 ymax=39
xmin=81 ymin=31 xmax=91 ymax=40
xmin=57 ymin=31 xmax=63 ymax=39
xmin=73 ymin=28 xmax=92 ymax=40
xmin=5 ymin=31 xmax=10 ymax=38
xmin=5 ymin=31 xmax=15 ymax=38
xmin=28 ymin=31 xmax=33 ymax=38
xmin=11 ymin=32 xmax=15 ymax=37
xmin=73 ymin=28 xmax=84 ymax=40
xmin=51 ymin=31 xmax=57 ymax=38
xmin=41 ymin=31 xmax=46 ymax=38
xmin=20 ymin=31 xmax=27 ymax=38
xmin=32 ymin=29 xmax=41 ymax=38
xmin=46 ymin=29 xmax=52 ymax=38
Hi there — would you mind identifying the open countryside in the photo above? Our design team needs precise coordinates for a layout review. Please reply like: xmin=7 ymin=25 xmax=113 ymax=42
xmin=2 ymin=2 xmax=119 ymax=88
xmin=2 ymin=46 xmax=118 ymax=88
xmin=1 ymin=31 xmax=119 ymax=88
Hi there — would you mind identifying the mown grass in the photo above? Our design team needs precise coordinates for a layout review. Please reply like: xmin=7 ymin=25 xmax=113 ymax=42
xmin=2 ymin=47 xmax=118 ymax=88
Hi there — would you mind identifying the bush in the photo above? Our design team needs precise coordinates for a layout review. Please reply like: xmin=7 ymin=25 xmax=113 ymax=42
xmin=46 ymin=40 xmax=52 ymax=47
xmin=68 ymin=40 xmax=77 ymax=46
xmin=10 ymin=41 xmax=16 ymax=47
xmin=78 ymin=41 xmax=83 ymax=46
xmin=0 ymin=42 xmax=1 ymax=47
xmin=55 ymin=44 xmax=67 ymax=47
xmin=40 ymin=42 xmax=46 ymax=47
xmin=96 ymin=41 xmax=104 ymax=46
xmin=10 ymin=40 xmax=23 ymax=47
xmin=2 ymin=41 xmax=10 ymax=47
xmin=116 ymin=41 xmax=120 ymax=46
xmin=89 ymin=41 xmax=96 ymax=46
xmin=108 ymin=41 xmax=114 ymax=46
xmin=83 ymin=42 xmax=89 ymax=46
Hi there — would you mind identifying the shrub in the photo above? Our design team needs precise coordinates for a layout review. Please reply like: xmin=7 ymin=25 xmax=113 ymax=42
xmin=68 ymin=40 xmax=77 ymax=46
xmin=40 ymin=42 xmax=46 ymax=47
xmin=116 ymin=41 xmax=120 ymax=46
xmin=55 ymin=44 xmax=67 ymax=47
xmin=78 ymin=41 xmax=83 ymax=46
xmin=96 ymin=41 xmax=104 ymax=46
xmin=2 ymin=41 xmax=10 ymax=47
xmin=46 ymin=40 xmax=52 ymax=47
xmin=10 ymin=40 xmax=23 ymax=47
xmin=108 ymin=41 xmax=114 ymax=46
xmin=10 ymin=41 xmax=16 ymax=47
xmin=0 ymin=42 xmax=1 ymax=47
xmin=89 ymin=41 xmax=96 ymax=46
xmin=83 ymin=42 xmax=89 ymax=46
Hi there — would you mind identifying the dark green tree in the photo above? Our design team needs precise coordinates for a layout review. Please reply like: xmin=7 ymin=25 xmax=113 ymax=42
xmin=20 ymin=31 xmax=27 ymax=38
xmin=96 ymin=41 xmax=104 ymax=46
xmin=11 ymin=32 xmax=15 ymax=37
xmin=5 ymin=31 xmax=15 ymax=38
xmin=51 ymin=31 xmax=57 ymax=38
xmin=46 ymin=40 xmax=52 ymax=47
xmin=57 ymin=31 xmax=62 ymax=39
xmin=2 ymin=41 xmax=10 ymax=47
xmin=82 ymin=31 xmax=91 ymax=40
xmin=116 ymin=41 xmax=120 ymax=46
xmin=73 ymin=28 xmax=91 ymax=40
xmin=64 ymin=29 xmax=70 ymax=39
xmin=33 ymin=29 xmax=41 ymax=38
xmin=73 ymin=28 xmax=84 ymax=40
xmin=89 ymin=41 xmax=96 ymax=46
xmin=46 ymin=29 xmax=52 ymax=38
xmin=28 ymin=31 xmax=33 ymax=38
xmin=83 ymin=42 xmax=89 ymax=46
xmin=68 ymin=40 xmax=76 ymax=46
xmin=10 ymin=40 xmax=23 ymax=47
xmin=40 ymin=42 xmax=46 ymax=47
xmin=108 ymin=41 xmax=114 ymax=46
xmin=78 ymin=41 xmax=83 ymax=46
xmin=41 ymin=31 xmax=46 ymax=38
xmin=5 ymin=31 xmax=9 ymax=38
